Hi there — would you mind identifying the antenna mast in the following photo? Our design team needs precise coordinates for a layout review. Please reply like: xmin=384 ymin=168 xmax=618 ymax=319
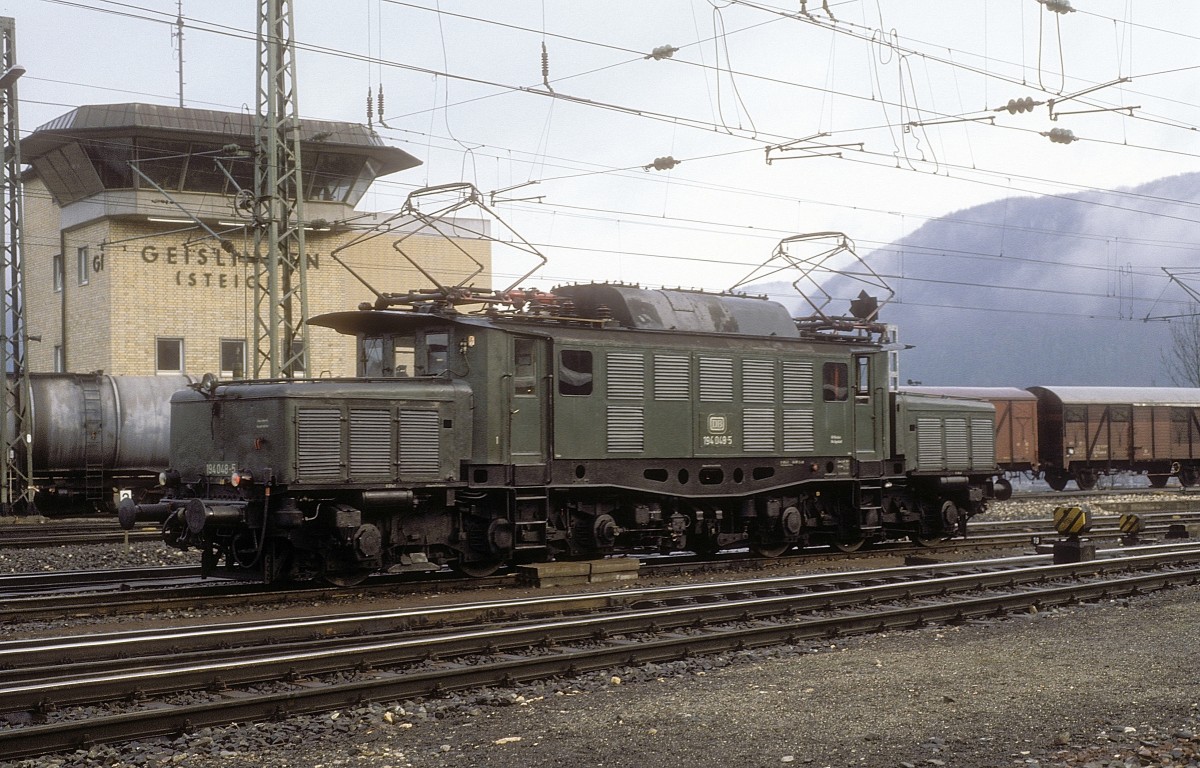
xmin=253 ymin=0 xmax=309 ymax=378
xmin=174 ymin=1 xmax=185 ymax=107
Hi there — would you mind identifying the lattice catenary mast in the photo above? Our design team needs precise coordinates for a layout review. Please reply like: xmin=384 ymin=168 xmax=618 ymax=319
xmin=253 ymin=0 xmax=309 ymax=378
xmin=0 ymin=17 xmax=32 ymax=513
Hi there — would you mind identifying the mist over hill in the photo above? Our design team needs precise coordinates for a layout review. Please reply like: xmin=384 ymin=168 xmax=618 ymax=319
xmin=762 ymin=173 xmax=1200 ymax=388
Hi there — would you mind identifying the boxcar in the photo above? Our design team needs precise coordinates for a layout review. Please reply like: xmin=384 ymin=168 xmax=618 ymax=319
xmin=1028 ymin=386 xmax=1200 ymax=489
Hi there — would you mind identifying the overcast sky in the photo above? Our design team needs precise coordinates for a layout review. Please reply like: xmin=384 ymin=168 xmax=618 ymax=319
xmin=6 ymin=0 xmax=1200 ymax=309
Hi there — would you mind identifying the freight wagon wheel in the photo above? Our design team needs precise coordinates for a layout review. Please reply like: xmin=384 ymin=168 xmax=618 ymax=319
xmin=1073 ymin=469 xmax=1098 ymax=491
xmin=454 ymin=558 xmax=504 ymax=578
xmin=1045 ymin=471 xmax=1069 ymax=492
xmin=1179 ymin=466 xmax=1200 ymax=488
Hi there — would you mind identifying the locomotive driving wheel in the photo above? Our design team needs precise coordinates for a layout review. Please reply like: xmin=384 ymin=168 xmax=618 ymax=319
xmin=831 ymin=537 xmax=865 ymax=553
xmin=909 ymin=532 xmax=944 ymax=547
xmin=325 ymin=569 xmax=372 ymax=587
xmin=454 ymin=558 xmax=504 ymax=578
xmin=750 ymin=541 xmax=792 ymax=558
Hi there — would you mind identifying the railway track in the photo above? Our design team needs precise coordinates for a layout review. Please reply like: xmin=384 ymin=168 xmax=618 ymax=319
xmin=3 ymin=511 xmax=1198 ymax=621
xmin=2 ymin=544 xmax=1198 ymax=761
xmin=0 ymin=521 xmax=159 ymax=549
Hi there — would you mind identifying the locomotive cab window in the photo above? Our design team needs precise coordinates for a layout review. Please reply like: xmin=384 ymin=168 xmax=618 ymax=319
xmin=822 ymin=362 xmax=848 ymax=402
xmin=360 ymin=336 xmax=384 ymax=377
xmin=393 ymin=336 xmax=415 ymax=377
xmin=559 ymin=350 xmax=593 ymax=396
xmin=423 ymin=332 xmax=449 ymax=375
xmin=854 ymin=356 xmax=871 ymax=401
xmin=514 ymin=338 xmax=536 ymax=395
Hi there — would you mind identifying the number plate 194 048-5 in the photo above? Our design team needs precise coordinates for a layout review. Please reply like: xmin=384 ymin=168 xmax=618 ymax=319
xmin=205 ymin=461 xmax=237 ymax=477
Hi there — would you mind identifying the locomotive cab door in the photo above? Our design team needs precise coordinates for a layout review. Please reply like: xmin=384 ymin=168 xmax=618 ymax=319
xmin=508 ymin=336 xmax=549 ymax=484
xmin=852 ymin=354 xmax=883 ymax=469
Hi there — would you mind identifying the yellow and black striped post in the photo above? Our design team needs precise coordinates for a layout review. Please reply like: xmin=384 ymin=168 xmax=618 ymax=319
xmin=1119 ymin=513 xmax=1143 ymax=546
xmin=1051 ymin=504 xmax=1095 ymax=563
xmin=1053 ymin=505 xmax=1092 ymax=536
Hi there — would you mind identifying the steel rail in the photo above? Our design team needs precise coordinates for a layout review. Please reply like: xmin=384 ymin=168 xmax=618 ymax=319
xmin=9 ymin=550 xmax=1191 ymax=703
xmin=1 ymin=559 xmax=1196 ymax=760
xmin=7 ymin=542 xmax=1195 ymax=672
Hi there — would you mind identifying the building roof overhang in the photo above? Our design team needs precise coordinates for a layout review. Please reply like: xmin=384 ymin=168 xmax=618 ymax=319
xmin=21 ymin=102 xmax=421 ymax=175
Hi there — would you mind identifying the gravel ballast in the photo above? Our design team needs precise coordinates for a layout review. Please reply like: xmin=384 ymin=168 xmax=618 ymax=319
xmin=3 ymin=494 xmax=1200 ymax=767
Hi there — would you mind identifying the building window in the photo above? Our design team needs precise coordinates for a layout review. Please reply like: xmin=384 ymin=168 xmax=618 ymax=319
xmin=77 ymin=246 xmax=89 ymax=286
xmin=220 ymin=339 xmax=246 ymax=379
xmin=52 ymin=254 xmax=63 ymax=292
xmin=53 ymin=345 xmax=64 ymax=372
xmin=156 ymin=337 xmax=184 ymax=373
xmin=289 ymin=340 xmax=306 ymax=375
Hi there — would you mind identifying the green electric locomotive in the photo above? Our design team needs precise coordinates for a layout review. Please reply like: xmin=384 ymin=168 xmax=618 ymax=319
xmin=124 ymin=282 xmax=998 ymax=584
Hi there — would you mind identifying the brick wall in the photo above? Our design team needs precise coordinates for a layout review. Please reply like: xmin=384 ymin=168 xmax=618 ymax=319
xmin=22 ymin=196 xmax=493 ymax=377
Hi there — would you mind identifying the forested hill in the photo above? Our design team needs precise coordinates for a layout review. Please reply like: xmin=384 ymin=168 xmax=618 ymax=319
xmin=769 ymin=173 xmax=1200 ymax=387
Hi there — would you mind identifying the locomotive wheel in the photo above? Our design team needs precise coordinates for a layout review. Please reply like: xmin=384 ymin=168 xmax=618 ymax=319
xmin=324 ymin=569 xmax=371 ymax=587
xmin=750 ymin=541 xmax=791 ymax=558
xmin=831 ymin=537 xmax=865 ymax=553
xmin=454 ymin=558 xmax=504 ymax=578
xmin=909 ymin=533 xmax=944 ymax=547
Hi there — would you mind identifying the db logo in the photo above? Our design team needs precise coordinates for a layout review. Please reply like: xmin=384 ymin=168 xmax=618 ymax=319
xmin=707 ymin=415 xmax=727 ymax=434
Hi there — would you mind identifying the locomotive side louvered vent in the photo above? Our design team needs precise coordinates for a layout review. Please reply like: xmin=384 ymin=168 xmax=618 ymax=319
xmin=607 ymin=353 xmax=645 ymax=400
xmin=742 ymin=360 xmax=776 ymax=403
xmin=607 ymin=406 xmax=645 ymax=453
xmin=783 ymin=409 xmax=816 ymax=452
xmin=297 ymin=408 xmax=342 ymax=479
xmin=782 ymin=361 xmax=815 ymax=404
xmin=653 ymin=355 xmax=690 ymax=401
xmin=699 ymin=357 xmax=733 ymax=401
xmin=349 ymin=409 xmax=392 ymax=477
xmin=917 ymin=417 xmax=943 ymax=467
xmin=945 ymin=418 xmax=969 ymax=468
xmin=743 ymin=408 xmax=776 ymax=451
xmin=971 ymin=418 xmax=996 ymax=468
xmin=398 ymin=409 xmax=440 ymax=477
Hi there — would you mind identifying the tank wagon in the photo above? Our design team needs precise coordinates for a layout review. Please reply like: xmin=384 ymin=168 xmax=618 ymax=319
xmin=12 ymin=372 xmax=194 ymax=513
xmin=123 ymin=283 xmax=999 ymax=584
xmin=1029 ymin=386 xmax=1200 ymax=490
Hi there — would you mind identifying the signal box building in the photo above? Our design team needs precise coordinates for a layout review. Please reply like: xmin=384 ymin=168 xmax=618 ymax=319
xmin=20 ymin=103 xmax=490 ymax=378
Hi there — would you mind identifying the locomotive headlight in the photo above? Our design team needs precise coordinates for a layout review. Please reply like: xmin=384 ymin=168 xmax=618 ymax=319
xmin=231 ymin=470 xmax=253 ymax=488
xmin=159 ymin=469 xmax=181 ymax=488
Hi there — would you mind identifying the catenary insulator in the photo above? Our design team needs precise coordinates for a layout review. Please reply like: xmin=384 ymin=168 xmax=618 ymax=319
xmin=645 ymin=156 xmax=680 ymax=171
xmin=1044 ymin=128 xmax=1077 ymax=144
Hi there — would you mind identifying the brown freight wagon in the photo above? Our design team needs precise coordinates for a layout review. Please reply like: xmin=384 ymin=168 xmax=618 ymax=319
xmin=900 ymin=386 xmax=1037 ymax=499
xmin=1028 ymin=386 xmax=1200 ymax=490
